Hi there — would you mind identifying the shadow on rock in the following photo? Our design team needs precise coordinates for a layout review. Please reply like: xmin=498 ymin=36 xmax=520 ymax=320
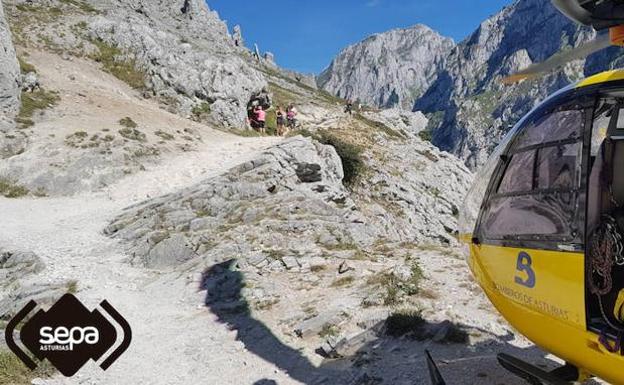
xmin=201 ymin=259 xmax=341 ymax=384
xmin=201 ymin=259 xmax=594 ymax=385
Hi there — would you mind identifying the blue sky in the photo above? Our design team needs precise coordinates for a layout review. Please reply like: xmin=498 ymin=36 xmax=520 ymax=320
xmin=208 ymin=0 xmax=512 ymax=74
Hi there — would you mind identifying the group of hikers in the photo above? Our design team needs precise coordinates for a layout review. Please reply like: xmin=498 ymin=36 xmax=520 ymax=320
xmin=245 ymin=87 xmax=363 ymax=135
xmin=248 ymin=104 xmax=298 ymax=136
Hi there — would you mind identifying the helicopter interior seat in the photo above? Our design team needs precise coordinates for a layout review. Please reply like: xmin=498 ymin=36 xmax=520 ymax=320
xmin=587 ymin=136 xmax=624 ymax=330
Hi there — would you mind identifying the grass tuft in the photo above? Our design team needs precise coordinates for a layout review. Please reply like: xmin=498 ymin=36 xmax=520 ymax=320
xmin=66 ymin=280 xmax=78 ymax=294
xmin=319 ymin=324 xmax=340 ymax=338
xmin=118 ymin=128 xmax=146 ymax=142
xmin=118 ymin=117 xmax=138 ymax=129
xmin=0 ymin=177 xmax=29 ymax=198
xmin=16 ymin=89 xmax=60 ymax=128
xmin=330 ymin=276 xmax=355 ymax=288
xmin=90 ymin=40 xmax=146 ymax=90
xmin=0 ymin=350 xmax=56 ymax=384
xmin=191 ymin=102 xmax=211 ymax=121
xmin=297 ymin=130 xmax=365 ymax=187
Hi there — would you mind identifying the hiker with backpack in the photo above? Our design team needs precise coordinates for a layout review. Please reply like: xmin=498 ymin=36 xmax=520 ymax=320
xmin=276 ymin=106 xmax=286 ymax=136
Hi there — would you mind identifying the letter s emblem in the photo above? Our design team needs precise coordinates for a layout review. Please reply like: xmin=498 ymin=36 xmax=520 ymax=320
xmin=515 ymin=252 xmax=536 ymax=288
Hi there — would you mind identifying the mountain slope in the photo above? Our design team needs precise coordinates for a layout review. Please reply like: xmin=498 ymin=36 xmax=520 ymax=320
xmin=318 ymin=24 xmax=454 ymax=109
xmin=414 ymin=0 xmax=599 ymax=167
xmin=320 ymin=0 xmax=624 ymax=168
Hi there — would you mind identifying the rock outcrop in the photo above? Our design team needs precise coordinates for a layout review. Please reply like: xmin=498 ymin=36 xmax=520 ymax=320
xmin=87 ymin=0 xmax=266 ymax=127
xmin=362 ymin=108 xmax=428 ymax=137
xmin=0 ymin=250 xmax=66 ymax=319
xmin=106 ymin=134 xmax=472 ymax=270
xmin=105 ymin=137 xmax=374 ymax=269
xmin=318 ymin=24 xmax=454 ymax=109
xmin=0 ymin=1 xmax=19 ymax=121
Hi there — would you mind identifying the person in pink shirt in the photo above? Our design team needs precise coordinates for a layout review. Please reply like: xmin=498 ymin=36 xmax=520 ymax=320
xmin=251 ymin=106 xmax=266 ymax=133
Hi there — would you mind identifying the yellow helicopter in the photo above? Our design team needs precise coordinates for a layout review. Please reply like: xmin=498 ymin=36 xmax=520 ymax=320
xmin=428 ymin=1 xmax=624 ymax=384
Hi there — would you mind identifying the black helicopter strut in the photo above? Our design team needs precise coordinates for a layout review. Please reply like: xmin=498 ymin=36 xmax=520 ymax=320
xmin=425 ymin=351 xmax=579 ymax=385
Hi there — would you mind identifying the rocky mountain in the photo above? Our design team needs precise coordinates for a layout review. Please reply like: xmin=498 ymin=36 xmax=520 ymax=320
xmin=320 ymin=0 xmax=624 ymax=168
xmin=414 ymin=0 xmax=603 ymax=167
xmin=318 ymin=24 xmax=454 ymax=109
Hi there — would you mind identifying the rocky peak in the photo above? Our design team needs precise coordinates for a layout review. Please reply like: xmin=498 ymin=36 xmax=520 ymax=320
xmin=318 ymin=24 xmax=454 ymax=109
xmin=414 ymin=0 xmax=602 ymax=167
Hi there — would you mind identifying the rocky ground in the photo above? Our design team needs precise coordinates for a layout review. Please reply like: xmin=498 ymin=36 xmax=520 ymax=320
xmin=0 ymin=1 xmax=588 ymax=384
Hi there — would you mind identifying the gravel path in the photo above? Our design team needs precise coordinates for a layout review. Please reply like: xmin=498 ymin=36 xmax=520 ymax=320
xmin=0 ymin=134 xmax=310 ymax=385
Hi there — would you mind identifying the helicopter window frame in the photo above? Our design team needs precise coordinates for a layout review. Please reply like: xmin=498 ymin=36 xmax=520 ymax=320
xmin=476 ymin=95 xmax=593 ymax=249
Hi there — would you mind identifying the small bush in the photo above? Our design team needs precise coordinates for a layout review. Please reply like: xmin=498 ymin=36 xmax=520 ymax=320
xmin=319 ymin=324 xmax=340 ymax=338
xmin=418 ymin=128 xmax=433 ymax=142
xmin=119 ymin=128 xmax=146 ymax=142
xmin=386 ymin=308 xmax=426 ymax=338
xmin=191 ymin=102 xmax=211 ymax=120
xmin=118 ymin=117 xmax=137 ymax=129
xmin=231 ymin=129 xmax=262 ymax=137
xmin=365 ymin=262 xmax=424 ymax=306
xmin=17 ymin=89 xmax=60 ymax=128
xmin=90 ymin=40 xmax=146 ymax=90
xmin=312 ymin=131 xmax=364 ymax=187
xmin=0 ymin=178 xmax=29 ymax=198
xmin=65 ymin=131 xmax=90 ymax=147
xmin=155 ymin=130 xmax=174 ymax=141
xmin=66 ymin=280 xmax=78 ymax=294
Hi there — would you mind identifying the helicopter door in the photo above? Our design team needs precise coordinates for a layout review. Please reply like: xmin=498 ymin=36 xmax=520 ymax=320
xmin=473 ymin=100 xmax=590 ymax=331
xmin=586 ymin=100 xmax=624 ymax=339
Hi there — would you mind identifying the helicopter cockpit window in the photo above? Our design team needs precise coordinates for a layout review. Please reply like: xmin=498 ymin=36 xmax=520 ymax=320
xmin=497 ymin=151 xmax=535 ymax=194
xmin=480 ymin=107 xmax=585 ymax=243
xmin=512 ymin=110 xmax=582 ymax=150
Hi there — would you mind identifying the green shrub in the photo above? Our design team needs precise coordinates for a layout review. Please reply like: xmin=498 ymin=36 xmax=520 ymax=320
xmin=0 ymin=177 xmax=29 ymax=198
xmin=418 ymin=129 xmax=433 ymax=142
xmin=119 ymin=128 xmax=146 ymax=142
xmin=191 ymin=102 xmax=211 ymax=120
xmin=314 ymin=131 xmax=364 ymax=187
xmin=0 ymin=350 xmax=55 ymax=384
xmin=118 ymin=117 xmax=137 ymax=129
xmin=155 ymin=130 xmax=174 ymax=141
xmin=66 ymin=280 xmax=78 ymax=294
xmin=17 ymin=89 xmax=60 ymax=128
xmin=319 ymin=324 xmax=340 ymax=338
xmin=90 ymin=40 xmax=146 ymax=90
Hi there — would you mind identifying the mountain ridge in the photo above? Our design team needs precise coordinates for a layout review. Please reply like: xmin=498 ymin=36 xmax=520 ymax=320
xmin=319 ymin=0 xmax=624 ymax=167
xmin=318 ymin=23 xmax=454 ymax=109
